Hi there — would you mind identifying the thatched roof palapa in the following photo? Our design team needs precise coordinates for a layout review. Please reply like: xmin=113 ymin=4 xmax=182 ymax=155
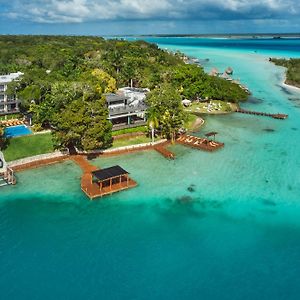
xmin=225 ymin=67 xmax=233 ymax=75
xmin=209 ymin=67 xmax=219 ymax=76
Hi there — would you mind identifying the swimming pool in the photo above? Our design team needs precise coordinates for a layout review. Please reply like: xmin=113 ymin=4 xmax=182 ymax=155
xmin=4 ymin=125 xmax=32 ymax=138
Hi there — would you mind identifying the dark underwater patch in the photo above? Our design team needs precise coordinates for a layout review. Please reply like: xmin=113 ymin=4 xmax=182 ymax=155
xmin=288 ymin=97 xmax=300 ymax=102
xmin=261 ymin=199 xmax=277 ymax=207
xmin=263 ymin=128 xmax=275 ymax=132
xmin=247 ymin=97 xmax=264 ymax=104
xmin=177 ymin=195 xmax=193 ymax=203
xmin=187 ymin=184 xmax=196 ymax=192
xmin=278 ymin=85 xmax=293 ymax=95
xmin=291 ymin=127 xmax=298 ymax=131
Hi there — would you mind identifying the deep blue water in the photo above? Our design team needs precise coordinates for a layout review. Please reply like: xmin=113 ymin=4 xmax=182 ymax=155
xmin=1 ymin=195 xmax=300 ymax=299
xmin=1 ymin=37 xmax=300 ymax=299
xmin=4 ymin=125 xmax=32 ymax=138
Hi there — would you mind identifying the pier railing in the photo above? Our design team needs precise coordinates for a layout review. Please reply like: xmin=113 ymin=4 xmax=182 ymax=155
xmin=236 ymin=108 xmax=288 ymax=119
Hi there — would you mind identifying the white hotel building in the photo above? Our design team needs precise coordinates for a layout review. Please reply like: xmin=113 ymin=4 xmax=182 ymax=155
xmin=0 ymin=72 xmax=23 ymax=115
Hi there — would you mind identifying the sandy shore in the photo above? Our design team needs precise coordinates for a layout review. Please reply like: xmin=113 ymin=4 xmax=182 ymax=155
xmin=281 ymin=80 xmax=300 ymax=93
xmin=189 ymin=117 xmax=205 ymax=132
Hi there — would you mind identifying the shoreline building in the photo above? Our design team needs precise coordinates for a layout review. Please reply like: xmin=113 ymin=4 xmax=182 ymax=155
xmin=0 ymin=72 xmax=23 ymax=115
xmin=105 ymin=87 xmax=149 ymax=130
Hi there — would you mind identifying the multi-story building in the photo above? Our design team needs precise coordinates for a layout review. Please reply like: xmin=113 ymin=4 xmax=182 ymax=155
xmin=105 ymin=87 xmax=149 ymax=130
xmin=0 ymin=72 xmax=23 ymax=115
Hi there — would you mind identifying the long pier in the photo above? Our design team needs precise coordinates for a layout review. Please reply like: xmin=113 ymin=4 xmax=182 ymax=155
xmin=236 ymin=108 xmax=288 ymax=119
xmin=176 ymin=134 xmax=224 ymax=152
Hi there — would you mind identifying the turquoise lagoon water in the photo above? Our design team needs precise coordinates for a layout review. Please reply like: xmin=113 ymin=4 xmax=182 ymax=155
xmin=1 ymin=38 xmax=300 ymax=299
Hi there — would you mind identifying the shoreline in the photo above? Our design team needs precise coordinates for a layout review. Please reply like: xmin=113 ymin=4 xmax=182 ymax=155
xmin=188 ymin=116 xmax=205 ymax=132
xmin=281 ymin=79 xmax=300 ymax=92
xmin=8 ymin=139 xmax=168 ymax=172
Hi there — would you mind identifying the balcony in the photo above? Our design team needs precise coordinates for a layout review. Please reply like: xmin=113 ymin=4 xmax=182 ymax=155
xmin=0 ymin=108 xmax=20 ymax=115
xmin=109 ymin=103 xmax=147 ymax=118
xmin=7 ymin=98 xmax=18 ymax=103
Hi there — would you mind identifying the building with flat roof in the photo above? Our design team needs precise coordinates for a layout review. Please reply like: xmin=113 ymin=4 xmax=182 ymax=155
xmin=105 ymin=87 xmax=149 ymax=130
xmin=0 ymin=72 xmax=23 ymax=115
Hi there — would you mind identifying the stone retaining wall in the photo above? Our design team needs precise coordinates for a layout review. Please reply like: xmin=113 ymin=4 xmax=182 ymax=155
xmin=8 ymin=139 xmax=168 ymax=171
xmin=8 ymin=151 xmax=67 ymax=168
xmin=76 ymin=139 xmax=167 ymax=155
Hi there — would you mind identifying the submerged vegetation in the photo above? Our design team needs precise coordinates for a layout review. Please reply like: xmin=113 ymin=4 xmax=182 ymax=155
xmin=270 ymin=58 xmax=300 ymax=88
xmin=0 ymin=35 xmax=248 ymax=152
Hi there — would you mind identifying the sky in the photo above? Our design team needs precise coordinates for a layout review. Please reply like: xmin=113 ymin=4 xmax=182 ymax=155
xmin=0 ymin=0 xmax=299 ymax=35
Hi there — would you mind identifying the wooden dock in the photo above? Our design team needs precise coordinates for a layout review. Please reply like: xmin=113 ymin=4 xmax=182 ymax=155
xmin=154 ymin=142 xmax=175 ymax=159
xmin=71 ymin=155 xmax=137 ymax=200
xmin=176 ymin=134 xmax=224 ymax=152
xmin=236 ymin=108 xmax=288 ymax=119
xmin=0 ymin=168 xmax=16 ymax=187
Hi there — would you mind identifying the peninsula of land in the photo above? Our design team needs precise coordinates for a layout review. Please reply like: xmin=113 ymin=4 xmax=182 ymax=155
xmin=0 ymin=35 xmax=247 ymax=162
xmin=270 ymin=58 xmax=300 ymax=89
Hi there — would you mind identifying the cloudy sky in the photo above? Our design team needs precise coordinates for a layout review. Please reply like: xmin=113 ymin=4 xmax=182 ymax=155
xmin=0 ymin=0 xmax=299 ymax=35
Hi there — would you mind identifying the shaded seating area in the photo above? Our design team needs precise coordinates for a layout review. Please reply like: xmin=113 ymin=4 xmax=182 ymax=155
xmin=92 ymin=166 xmax=130 ymax=189
xmin=81 ymin=164 xmax=137 ymax=199
xmin=176 ymin=134 xmax=224 ymax=152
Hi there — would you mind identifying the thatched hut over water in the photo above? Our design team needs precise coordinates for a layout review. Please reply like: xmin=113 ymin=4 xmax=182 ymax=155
xmin=209 ymin=67 xmax=219 ymax=76
xmin=225 ymin=67 xmax=233 ymax=75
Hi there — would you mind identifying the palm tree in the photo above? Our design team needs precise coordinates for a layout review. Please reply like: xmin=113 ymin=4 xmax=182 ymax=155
xmin=147 ymin=108 xmax=159 ymax=143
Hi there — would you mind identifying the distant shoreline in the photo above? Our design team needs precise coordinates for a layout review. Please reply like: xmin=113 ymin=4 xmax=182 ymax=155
xmin=116 ymin=33 xmax=300 ymax=39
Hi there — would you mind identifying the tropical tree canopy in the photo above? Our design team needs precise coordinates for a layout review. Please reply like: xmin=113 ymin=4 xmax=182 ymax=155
xmin=146 ymin=84 xmax=187 ymax=142
xmin=52 ymin=88 xmax=112 ymax=151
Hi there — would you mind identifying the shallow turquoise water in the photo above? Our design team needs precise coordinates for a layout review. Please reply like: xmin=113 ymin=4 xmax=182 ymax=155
xmin=1 ymin=38 xmax=300 ymax=299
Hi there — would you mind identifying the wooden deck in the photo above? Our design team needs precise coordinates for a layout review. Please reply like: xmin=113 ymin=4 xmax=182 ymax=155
xmin=176 ymin=134 xmax=224 ymax=151
xmin=71 ymin=155 xmax=137 ymax=200
xmin=81 ymin=177 xmax=137 ymax=199
xmin=154 ymin=142 xmax=175 ymax=159
xmin=236 ymin=108 xmax=288 ymax=119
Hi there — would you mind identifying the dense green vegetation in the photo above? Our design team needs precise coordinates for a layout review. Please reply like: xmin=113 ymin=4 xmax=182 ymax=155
xmin=0 ymin=126 xmax=7 ymax=150
xmin=146 ymin=84 xmax=187 ymax=142
xmin=3 ymin=133 xmax=54 ymax=161
xmin=0 ymin=114 xmax=21 ymax=121
xmin=0 ymin=35 xmax=248 ymax=151
xmin=270 ymin=58 xmax=300 ymax=88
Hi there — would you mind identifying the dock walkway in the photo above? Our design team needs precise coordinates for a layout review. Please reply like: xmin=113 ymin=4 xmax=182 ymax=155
xmin=154 ymin=142 xmax=175 ymax=159
xmin=176 ymin=134 xmax=224 ymax=152
xmin=236 ymin=108 xmax=288 ymax=119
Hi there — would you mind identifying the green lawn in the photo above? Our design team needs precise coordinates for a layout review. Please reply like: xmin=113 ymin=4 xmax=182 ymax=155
xmin=186 ymin=100 xmax=235 ymax=114
xmin=3 ymin=133 xmax=54 ymax=162
xmin=112 ymin=126 xmax=148 ymax=136
xmin=184 ymin=114 xmax=198 ymax=130
xmin=112 ymin=135 xmax=153 ymax=148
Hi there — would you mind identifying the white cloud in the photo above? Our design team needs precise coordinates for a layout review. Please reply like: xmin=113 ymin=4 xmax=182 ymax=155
xmin=4 ymin=0 xmax=300 ymax=23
